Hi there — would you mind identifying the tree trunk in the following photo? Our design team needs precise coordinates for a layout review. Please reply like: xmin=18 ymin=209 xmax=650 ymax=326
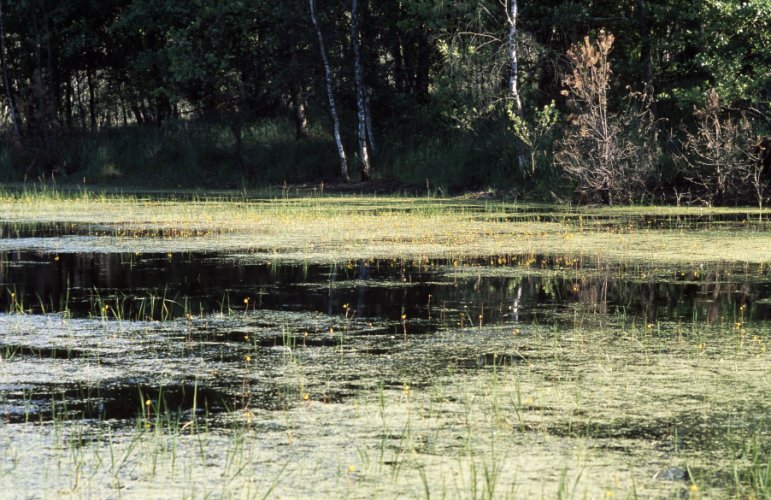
xmin=141 ymin=98 xmax=152 ymax=125
xmin=0 ymin=1 xmax=21 ymax=137
xmin=155 ymin=94 xmax=172 ymax=125
xmin=74 ymin=73 xmax=86 ymax=129
xmin=86 ymin=68 xmax=97 ymax=131
xmin=364 ymin=91 xmax=376 ymax=155
xmin=352 ymin=0 xmax=372 ymax=180
xmin=507 ymin=0 xmax=526 ymax=175
xmin=287 ymin=42 xmax=309 ymax=140
xmin=414 ymin=32 xmax=430 ymax=102
xmin=402 ymin=34 xmax=416 ymax=95
xmin=31 ymin=0 xmax=50 ymax=148
xmin=63 ymin=77 xmax=73 ymax=128
xmin=42 ymin=0 xmax=57 ymax=129
xmin=393 ymin=38 xmax=406 ymax=92
xmin=636 ymin=0 xmax=653 ymax=96
xmin=131 ymin=104 xmax=144 ymax=125
xmin=310 ymin=0 xmax=349 ymax=181
xmin=121 ymin=96 xmax=128 ymax=127
xmin=231 ymin=113 xmax=247 ymax=179
xmin=290 ymin=78 xmax=308 ymax=140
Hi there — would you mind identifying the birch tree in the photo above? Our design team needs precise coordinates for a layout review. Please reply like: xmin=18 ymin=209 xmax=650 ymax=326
xmin=365 ymin=92 xmax=376 ymax=155
xmin=506 ymin=0 xmax=526 ymax=176
xmin=310 ymin=0 xmax=350 ymax=182
xmin=506 ymin=0 xmax=522 ymax=115
xmin=351 ymin=0 xmax=372 ymax=180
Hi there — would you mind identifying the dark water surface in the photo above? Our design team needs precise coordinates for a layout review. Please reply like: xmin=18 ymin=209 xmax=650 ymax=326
xmin=1 ymin=222 xmax=771 ymax=427
xmin=2 ymin=250 xmax=770 ymax=324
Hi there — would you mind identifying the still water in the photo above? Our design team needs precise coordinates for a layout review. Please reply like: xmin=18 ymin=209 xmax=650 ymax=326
xmin=2 ymin=239 xmax=770 ymax=425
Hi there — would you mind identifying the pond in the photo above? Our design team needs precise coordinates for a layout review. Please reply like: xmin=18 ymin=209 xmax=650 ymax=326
xmin=0 ymin=207 xmax=769 ymax=498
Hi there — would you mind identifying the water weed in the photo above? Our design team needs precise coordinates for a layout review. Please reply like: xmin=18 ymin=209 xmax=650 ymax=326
xmin=0 ymin=193 xmax=769 ymax=497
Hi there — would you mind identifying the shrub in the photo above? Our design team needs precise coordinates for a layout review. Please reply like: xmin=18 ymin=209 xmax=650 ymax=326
xmin=555 ymin=31 xmax=658 ymax=205
xmin=676 ymin=89 xmax=766 ymax=207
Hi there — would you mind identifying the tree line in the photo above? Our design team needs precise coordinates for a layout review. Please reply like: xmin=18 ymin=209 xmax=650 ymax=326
xmin=0 ymin=0 xmax=768 ymax=204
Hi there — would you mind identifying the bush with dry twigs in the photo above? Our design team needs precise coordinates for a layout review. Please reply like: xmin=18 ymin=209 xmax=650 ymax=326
xmin=676 ymin=89 xmax=766 ymax=208
xmin=555 ymin=30 xmax=658 ymax=206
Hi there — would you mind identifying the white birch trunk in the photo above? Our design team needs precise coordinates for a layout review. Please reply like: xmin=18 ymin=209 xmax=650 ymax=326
xmin=351 ymin=0 xmax=371 ymax=180
xmin=364 ymin=91 xmax=376 ymax=155
xmin=507 ymin=0 xmax=526 ymax=175
xmin=310 ymin=0 xmax=350 ymax=181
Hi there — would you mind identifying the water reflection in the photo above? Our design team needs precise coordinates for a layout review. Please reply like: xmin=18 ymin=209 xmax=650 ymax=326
xmin=1 ymin=251 xmax=769 ymax=325
xmin=2 ymin=247 xmax=770 ymax=425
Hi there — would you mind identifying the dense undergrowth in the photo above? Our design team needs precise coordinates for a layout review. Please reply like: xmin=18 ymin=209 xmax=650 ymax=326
xmin=0 ymin=116 xmax=563 ymax=197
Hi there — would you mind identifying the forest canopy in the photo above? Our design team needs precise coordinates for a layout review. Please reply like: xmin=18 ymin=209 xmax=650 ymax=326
xmin=0 ymin=0 xmax=768 ymax=204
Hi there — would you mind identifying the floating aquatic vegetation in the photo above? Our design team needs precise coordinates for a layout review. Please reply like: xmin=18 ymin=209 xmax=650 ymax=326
xmin=0 ymin=195 xmax=769 ymax=497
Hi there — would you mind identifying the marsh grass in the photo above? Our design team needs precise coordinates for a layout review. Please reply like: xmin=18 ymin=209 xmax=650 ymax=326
xmin=1 ymin=189 xmax=770 ymax=264
xmin=1 ymin=190 xmax=770 ymax=497
xmin=0 ymin=306 xmax=768 ymax=498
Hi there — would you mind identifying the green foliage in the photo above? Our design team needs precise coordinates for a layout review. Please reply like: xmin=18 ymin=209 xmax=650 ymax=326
xmin=383 ymin=131 xmax=510 ymax=192
xmin=507 ymin=100 xmax=560 ymax=175
xmin=0 ymin=0 xmax=766 ymax=201
xmin=697 ymin=0 xmax=770 ymax=107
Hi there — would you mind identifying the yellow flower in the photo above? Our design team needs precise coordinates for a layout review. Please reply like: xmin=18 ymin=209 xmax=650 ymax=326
xmin=145 ymin=399 xmax=152 ymax=407
xmin=303 ymin=393 xmax=310 ymax=401
xmin=245 ymin=355 xmax=251 ymax=362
